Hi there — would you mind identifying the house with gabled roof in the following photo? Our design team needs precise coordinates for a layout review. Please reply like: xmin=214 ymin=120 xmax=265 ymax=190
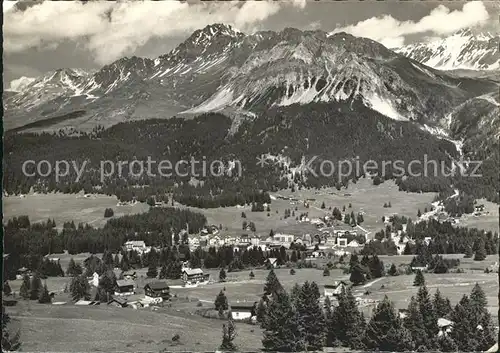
xmin=324 ymin=281 xmax=348 ymax=297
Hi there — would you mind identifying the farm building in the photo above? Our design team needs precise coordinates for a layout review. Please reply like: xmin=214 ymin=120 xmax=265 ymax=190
xmin=324 ymin=281 xmax=348 ymax=297
xmin=337 ymin=238 xmax=348 ymax=247
xmin=437 ymin=318 xmax=453 ymax=336
xmin=123 ymin=240 xmax=149 ymax=254
xmin=107 ymin=297 xmax=128 ymax=308
xmin=15 ymin=267 xmax=31 ymax=280
xmin=230 ymin=303 xmax=256 ymax=321
xmin=144 ymin=281 xmax=170 ymax=300
xmin=181 ymin=268 xmax=207 ymax=283
xmin=266 ymin=258 xmax=278 ymax=268
xmin=115 ymin=279 xmax=135 ymax=296
xmin=122 ymin=271 xmax=137 ymax=280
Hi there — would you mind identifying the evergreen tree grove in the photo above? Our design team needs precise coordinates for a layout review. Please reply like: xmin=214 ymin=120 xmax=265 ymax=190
xmin=262 ymin=291 xmax=303 ymax=352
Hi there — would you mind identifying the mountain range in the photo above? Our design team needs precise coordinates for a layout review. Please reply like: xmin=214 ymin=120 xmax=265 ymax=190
xmin=4 ymin=24 xmax=498 ymax=134
xmin=395 ymin=28 xmax=499 ymax=71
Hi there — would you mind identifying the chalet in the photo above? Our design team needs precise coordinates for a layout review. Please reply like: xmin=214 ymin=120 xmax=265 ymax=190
xmin=230 ymin=302 xmax=256 ymax=321
xmin=347 ymin=240 xmax=360 ymax=248
xmin=16 ymin=267 xmax=31 ymax=280
xmin=122 ymin=271 xmax=137 ymax=280
xmin=3 ymin=298 xmax=18 ymax=307
xmin=273 ymin=233 xmax=294 ymax=244
xmin=323 ymin=281 xmax=348 ymax=297
xmin=75 ymin=300 xmax=100 ymax=306
xmin=144 ymin=281 xmax=170 ymax=300
xmin=189 ymin=237 xmax=200 ymax=248
xmin=107 ymin=297 xmax=128 ymax=308
xmin=398 ymin=308 xmax=409 ymax=319
xmin=266 ymin=258 xmax=278 ymax=268
xmin=44 ymin=256 xmax=61 ymax=263
xmin=208 ymin=235 xmax=222 ymax=247
xmin=411 ymin=265 xmax=428 ymax=272
xmin=115 ymin=279 xmax=135 ymax=296
xmin=437 ymin=318 xmax=453 ymax=336
xmin=337 ymin=238 xmax=348 ymax=247
xmin=181 ymin=268 xmax=206 ymax=283
xmin=124 ymin=240 xmax=148 ymax=254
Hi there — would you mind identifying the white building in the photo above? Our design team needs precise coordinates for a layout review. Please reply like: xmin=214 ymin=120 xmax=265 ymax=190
xmin=124 ymin=240 xmax=148 ymax=254
xmin=324 ymin=281 xmax=347 ymax=297
xmin=337 ymin=238 xmax=348 ymax=247
xmin=230 ymin=303 xmax=255 ymax=321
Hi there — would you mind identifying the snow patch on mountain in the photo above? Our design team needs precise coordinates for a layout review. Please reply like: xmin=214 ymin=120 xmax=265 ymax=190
xmin=396 ymin=29 xmax=500 ymax=70
xmin=184 ymin=86 xmax=234 ymax=113
xmin=364 ymin=94 xmax=407 ymax=121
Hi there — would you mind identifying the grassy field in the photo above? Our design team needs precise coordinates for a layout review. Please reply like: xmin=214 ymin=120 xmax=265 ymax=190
xmin=174 ymin=178 xmax=438 ymax=239
xmin=6 ymin=301 xmax=262 ymax=352
xmin=5 ymin=255 xmax=499 ymax=352
xmin=456 ymin=198 xmax=499 ymax=233
xmin=3 ymin=192 xmax=150 ymax=228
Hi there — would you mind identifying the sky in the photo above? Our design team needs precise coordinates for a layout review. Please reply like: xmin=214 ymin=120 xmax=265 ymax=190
xmin=3 ymin=0 xmax=500 ymax=89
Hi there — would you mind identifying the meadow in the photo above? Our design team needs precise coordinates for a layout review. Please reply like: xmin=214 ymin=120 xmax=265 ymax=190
xmin=3 ymin=191 xmax=150 ymax=228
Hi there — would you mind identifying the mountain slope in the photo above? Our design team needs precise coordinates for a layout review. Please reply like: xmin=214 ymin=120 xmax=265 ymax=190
xmin=396 ymin=28 xmax=500 ymax=71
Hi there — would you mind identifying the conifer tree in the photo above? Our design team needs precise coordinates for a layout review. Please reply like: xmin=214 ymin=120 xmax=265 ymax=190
xmin=388 ymin=263 xmax=398 ymax=276
xmin=349 ymin=264 xmax=365 ymax=285
xmin=324 ymin=295 xmax=340 ymax=347
xmin=38 ymin=284 xmax=52 ymax=304
xmin=249 ymin=270 xmax=255 ymax=279
xmin=473 ymin=238 xmax=487 ymax=261
xmin=289 ymin=283 xmax=301 ymax=308
xmin=469 ymin=283 xmax=496 ymax=351
xmin=29 ymin=272 xmax=43 ymax=300
xmin=369 ymin=255 xmax=385 ymax=278
xmin=433 ymin=289 xmax=452 ymax=318
xmin=159 ymin=264 xmax=168 ymax=279
xmin=332 ymin=286 xmax=365 ymax=349
xmin=413 ymin=269 xmax=425 ymax=286
xmin=322 ymin=268 xmax=330 ymax=276
xmin=70 ymin=274 xmax=91 ymax=302
xmin=437 ymin=334 xmax=458 ymax=352
xmin=219 ymin=268 xmax=227 ymax=282
xmin=296 ymin=282 xmax=325 ymax=350
xmin=20 ymin=274 xmax=30 ymax=299
xmin=256 ymin=297 xmax=267 ymax=326
xmin=403 ymin=296 xmax=425 ymax=350
xmin=99 ymin=270 xmax=117 ymax=299
xmin=220 ymin=318 xmax=237 ymax=351
xmin=364 ymin=296 xmax=413 ymax=351
xmin=261 ymin=291 xmax=303 ymax=352
xmin=263 ymin=269 xmax=284 ymax=296
xmin=2 ymin=306 xmax=21 ymax=351
xmin=416 ymin=285 xmax=438 ymax=348
xmin=3 ymin=281 xmax=12 ymax=296
xmin=214 ymin=290 xmax=228 ymax=315
xmin=464 ymin=245 xmax=473 ymax=258
xmin=146 ymin=262 xmax=158 ymax=278
xmin=450 ymin=295 xmax=477 ymax=351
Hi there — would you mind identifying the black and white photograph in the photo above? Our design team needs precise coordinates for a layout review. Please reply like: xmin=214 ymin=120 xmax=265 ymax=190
xmin=2 ymin=0 xmax=499 ymax=352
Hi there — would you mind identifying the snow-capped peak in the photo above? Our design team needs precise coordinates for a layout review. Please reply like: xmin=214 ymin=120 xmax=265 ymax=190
xmin=395 ymin=29 xmax=499 ymax=70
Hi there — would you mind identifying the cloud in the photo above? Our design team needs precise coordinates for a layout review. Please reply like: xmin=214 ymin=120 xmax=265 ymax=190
xmin=331 ymin=2 xmax=491 ymax=48
xmin=3 ymin=0 xmax=306 ymax=65
xmin=8 ymin=76 xmax=35 ymax=92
